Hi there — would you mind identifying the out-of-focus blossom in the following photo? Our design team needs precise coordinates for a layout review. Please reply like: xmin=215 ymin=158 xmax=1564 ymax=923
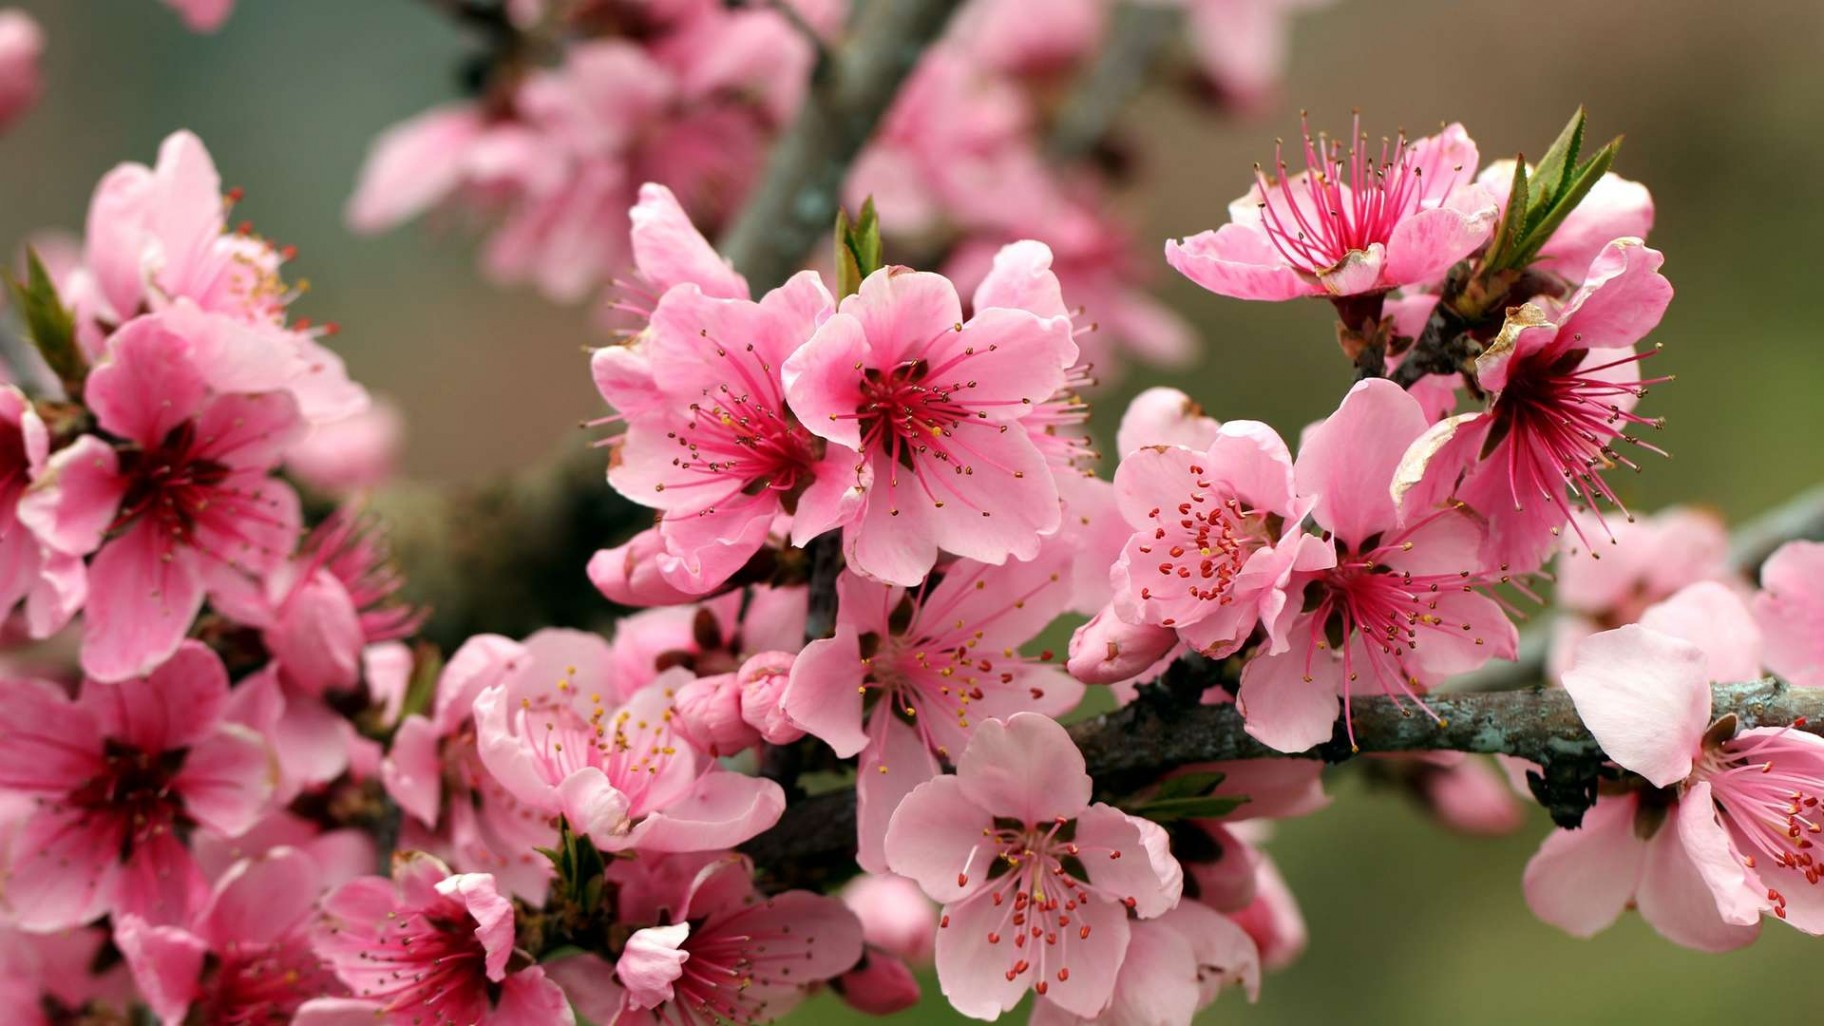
xmin=286 ymin=399 xmax=405 ymax=495
xmin=1754 ymin=540 xmax=1824 ymax=688
xmin=163 ymin=0 xmax=236 ymax=32
xmin=0 ymin=10 xmax=42 ymax=131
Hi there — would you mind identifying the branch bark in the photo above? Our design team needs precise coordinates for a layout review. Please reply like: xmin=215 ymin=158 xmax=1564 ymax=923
xmin=719 ymin=0 xmax=969 ymax=292
xmin=744 ymin=677 xmax=1824 ymax=890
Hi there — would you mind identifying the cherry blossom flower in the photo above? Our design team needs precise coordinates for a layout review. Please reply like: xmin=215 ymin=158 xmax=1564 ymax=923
xmin=610 ymin=853 xmax=864 ymax=1026
xmin=1754 ymin=540 xmax=1824 ymax=688
xmin=1166 ymin=118 xmax=1496 ymax=301
xmin=783 ymin=259 xmax=1077 ymax=585
xmin=1238 ymin=380 xmax=1516 ymax=752
xmin=0 ymin=641 xmax=274 ymax=930
xmin=72 ymin=131 xmax=365 ymax=425
xmin=312 ymin=854 xmax=572 ymax=1025
xmin=0 ymin=385 xmax=83 ymax=638
xmin=1397 ymin=238 xmax=1676 ymax=573
xmin=19 ymin=309 xmax=303 ymax=680
xmin=1528 ymin=622 xmax=1824 ymax=949
xmin=0 ymin=9 xmax=42 ymax=132
xmin=472 ymin=631 xmax=785 ymax=853
xmin=783 ymin=554 xmax=1082 ymax=871
xmin=884 ymin=713 xmax=1183 ymax=1020
xmin=1028 ymin=900 xmax=1260 ymax=1026
xmin=113 ymin=846 xmax=353 ymax=1025
xmin=604 ymin=586 xmax=806 ymax=698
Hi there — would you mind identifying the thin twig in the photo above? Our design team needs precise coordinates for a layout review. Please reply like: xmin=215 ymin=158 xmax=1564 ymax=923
xmin=1047 ymin=4 xmax=1182 ymax=161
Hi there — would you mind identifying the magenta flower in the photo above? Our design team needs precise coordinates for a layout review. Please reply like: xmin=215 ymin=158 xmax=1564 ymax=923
xmin=1528 ymin=623 xmax=1824 ymax=949
xmin=19 ymin=309 xmax=304 ymax=681
xmin=782 ymin=554 xmax=1083 ymax=870
xmin=1237 ymin=380 xmax=1517 ymax=752
xmin=884 ymin=713 xmax=1183 ymax=1020
xmin=783 ymin=261 xmax=1078 ymax=585
xmin=471 ymin=635 xmax=785 ymax=854
xmin=1755 ymin=541 xmax=1824 ymax=688
xmin=312 ymin=854 xmax=571 ymax=1025
xmin=1166 ymin=117 xmax=1495 ymax=300
xmin=0 ymin=384 xmax=83 ymax=638
xmin=0 ymin=10 xmax=42 ymax=132
xmin=1398 ymin=238 xmax=1675 ymax=572
xmin=610 ymin=854 xmax=864 ymax=1026
xmin=0 ymin=641 xmax=274 ymax=930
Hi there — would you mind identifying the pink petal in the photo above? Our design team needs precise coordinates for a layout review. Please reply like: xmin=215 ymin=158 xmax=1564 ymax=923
xmin=971 ymin=240 xmax=1068 ymax=319
xmin=557 ymin=767 xmax=633 ymax=849
xmin=0 ymin=678 xmax=103 ymax=794
xmin=16 ymin=435 xmax=126 ymax=557
xmin=81 ymin=524 xmax=206 ymax=682
xmin=84 ymin=314 xmax=208 ymax=446
xmin=955 ymin=713 xmax=1092 ymax=825
xmin=346 ymin=104 xmax=485 ymax=233
xmin=1553 ymin=239 xmax=1672 ymax=351
xmin=1072 ymin=804 xmax=1184 ymax=917
xmin=883 ymin=775 xmax=996 ymax=904
xmin=489 ymin=965 xmax=575 ymax=1025
xmin=1636 ymin=797 xmax=1762 ymax=951
xmin=112 ymin=915 xmax=206 ymax=1026
xmin=1522 ymin=792 xmax=1646 ymax=937
xmin=1066 ymin=606 xmax=1178 ymax=685
xmin=1115 ymin=387 xmax=1220 ymax=456
xmin=1664 ymin=784 xmax=1766 ymax=930
xmin=841 ymin=268 xmax=965 ymax=367
xmin=618 ymin=771 xmax=785 ymax=853
xmin=781 ymin=626 xmax=870 ymax=757
xmin=198 ymin=846 xmax=322 ymax=948
xmin=1638 ymin=582 xmax=1763 ymax=683
xmin=630 ymin=182 xmax=748 ymax=299
xmin=381 ymin=714 xmax=444 ymax=826
xmin=934 ymin=890 xmax=1062 ymax=1018
xmin=1755 ymin=540 xmax=1824 ymax=687
xmin=175 ymin=725 xmax=276 ymax=837
xmin=5 ymin=806 xmax=120 ymax=930
xmin=1381 ymin=187 xmax=1497 ymax=287
xmin=435 ymin=872 xmax=517 ymax=982
xmin=782 ymin=310 xmax=869 ymax=450
xmin=1236 ymin=641 xmax=1342 ymax=754
xmin=1164 ymin=225 xmax=1318 ymax=302
xmin=856 ymin=714 xmax=942 ymax=874
xmin=620 ymin=923 xmax=692 ymax=1009
xmin=1294 ymin=379 xmax=1429 ymax=548
xmin=1560 ymin=624 xmax=1709 ymax=787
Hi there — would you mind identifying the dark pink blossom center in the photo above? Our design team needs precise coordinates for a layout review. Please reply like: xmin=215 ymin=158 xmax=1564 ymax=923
xmin=652 ymin=907 xmax=822 ymax=1026
xmin=199 ymin=936 xmax=340 ymax=1026
xmin=111 ymin=419 xmax=285 ymax=567
xmin=1132 ymin=461 xmax=1271 ymax=626
xmin=341 ymin=904 xmax=490 ymax=1021
xmin=68 ymin=740 xmax=190 ymax=851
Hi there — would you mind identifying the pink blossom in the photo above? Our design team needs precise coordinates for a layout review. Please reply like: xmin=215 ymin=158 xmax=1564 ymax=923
xmin=611 ymin=854 xmax=863 ymax=1026
xmin=604 ymin=586 xmax=805 ymax=697
xmin=1160 ymin=762 xmax=1325 ymax=913
xmin=163 ymin=0 xmax=235 ymax=32
xmin=0 ymin=385 xmax=84 ymax=637
xmin=1163 ymin=0 xmax=1334 ymax=112
xmin=313 ymin=854 xmax=572 ymax=1025
xmin=1549 ymin=505 xmax=1733 ymax=676
xmin=841 ymin=872 xmax=939 ymax=964
xmin=19 ymin=309 xmax=304 ymax=680
xmin=1527 ymin=623 xmax=1824 ymax=948
xmin=114 ymin=846 xmax=347 ymax=1025
xmin=0 ymin=641 xmax=274 ymax=930
xmin=74 ymin=131 xmax=365 ymax=424
xmin=1476 ymin=159 xmax=1654 ymax=283
xmin=0 ymin=10 xmax=42 ymax=132
xmin=950 ymin=0 xmax=1106 ymax=77
xmin=1166 ymin=118 xmax=1496 ymax=300
xmin=286 ymin=399 xmax=405 ymax=495
xmin=1114 ymin=387 xmax=1221 ymax=457
xmin=783 ymin=555 xmax=1082 ymax=871
xmin=1102 ymin=418 xmax=1323 ymax=664
xmin=1755 ymin=540 xmax=1824 ymax=688
xmin=606 ymin=269 xmax=857 ymax=594
xmin=1238 ymin=380 xmax=1516 ymax=752
xmin=472 ymin=633 xmax=785 ymax=853
xmin=884 ymin=713 xmax=1183 ymax=1019
xmin=1028 ymin=900 xmax=1260 ymax=1026
xmin=1397 ymin=238 xmax=1675 ymax=573
xmin=1404 ymin=753 xmax=1526 ymax=837
xmin=1224 ymin=848 xmax=1306 ymax=971
xmin=783 ymin=260 xmax=1077 ymax=585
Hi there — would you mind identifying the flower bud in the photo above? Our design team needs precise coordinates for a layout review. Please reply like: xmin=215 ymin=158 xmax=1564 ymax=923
xmin=1066 ymin=605 xmax=1178 ymax=685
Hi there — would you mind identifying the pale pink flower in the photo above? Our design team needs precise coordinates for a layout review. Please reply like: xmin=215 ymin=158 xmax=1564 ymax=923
xmin=1167 ymin=118 xmax=1495 ymax=300
xmin=1152 ymin=0 xmax=1333 ymax=112
xmin=1528 ymin=622 xmax=1824 ymax=949
xmin=1028 ymin=900 xmax=1260 ymax=1026
xmin=0 ymin=10 xmax=42 ymax=132
xmin=1224 ymin=848 xmax=1305 ymax=971
xmin=19 ymin=309 xmax=303 ymax=681
xmin=472 ymin=633 xmax=785 ymax=853
xmin=783 ymin=261 xmax=1077 ymax=585
xmin=76 ymin=131 xmax=365 ymax=424
xmin=164 ymin=0 xmax=235 ymax=32
xmin=286 ymin=399 xmax=405 ymax=495
xmin=884 ymin=713 xmax=1183 ymax=1020
xmin=1101 ymin=418 xmax=1324 ymax=664
xmin=606 ymin=269 xmax=857 ymax=594
xmin=1754 ymin=540 xmax=1824 ymax=688
xmin=1238 ymin=380 xmax=1516 ymax=752
xmin=0 ymin=641 xmax=274 ymax=930
xmin=783 ymin=554 xmax=1083 ymax=871
xmin=113 ymin=846 xmax=347 ymax=1025
xmin=381 ymin=634 xmax=558 ymax=901
xmin=0 ymin=385 xmax=84 ymax=637
xmin=1397 ymin=238 xmax=1676 ymax=573
xmin=611 ymin=854 xmax=864 ymax=1026
xmin=1476 ymin=159 xmax=1654 ymax=283
xmin=951 ymin=0 xmax=1106 ymax=77
xmin=1549 ymin=505 xmax=1733 ymax=677
xmin=313 ymin=855 xmax=572 ymax=1025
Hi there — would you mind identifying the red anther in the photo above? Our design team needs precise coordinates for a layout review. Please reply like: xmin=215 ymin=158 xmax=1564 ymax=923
xmin=279 ymin=244 xmax=298 ymax=261
xmin=1035 ymin=982 xmax=1048 ymax=995
xmin=225 ymin=186 xmax=244 ymax=203
xmin=940 ymin=915 xmax=950 ymax=928
xmin=957 ymin=873 xmax=969 ymax=886
xmin=1057 ymin=968 xmax=1069 ymax=982
xmin=987 ymin=933 xmax=1000 ymax=945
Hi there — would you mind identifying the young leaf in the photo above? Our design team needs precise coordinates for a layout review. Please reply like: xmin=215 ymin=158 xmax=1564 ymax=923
xmin=833 ymin=197 xmax=884 ymax=300
xmin=1483 ymin=157 xmax=1530 ymax=274
xmin=1515 ymin=137 xmax=1621 ymax=267
xmin=3 ymin=247 xmax=84 ymax=397
xmin=1151 ymin=770 xmax=1227 ymax=803
xmin=1526 ymin=107 xmax=1587 ymax=222
xmin=1135 ymin=793 xmax=1251 ymax=824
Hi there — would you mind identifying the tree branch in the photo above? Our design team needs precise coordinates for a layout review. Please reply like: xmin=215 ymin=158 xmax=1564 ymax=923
xmin=1046 ymin=4 xmax=1181 ymax=161
xmin=744 ymin=678 xmax=1824 ymax=890
xmin=719 ymin=0 xmax=969 ymax=292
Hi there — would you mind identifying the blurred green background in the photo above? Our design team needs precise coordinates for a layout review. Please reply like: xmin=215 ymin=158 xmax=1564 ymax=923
xmin=3 ymin=1 xmax=1822 ymax=1022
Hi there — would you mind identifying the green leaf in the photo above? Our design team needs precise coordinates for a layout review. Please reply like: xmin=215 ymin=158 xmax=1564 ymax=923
xmin=396 ymin=644 xmax=446 ymax=724
xmin=1526 ymin=107 xmax=1587 ymax=221
xmin=4 ymin=247 xmax=84 ymax=397
xmin=1134 ymin=794 xmax=1251 ymax=824
xmin=1514 ymin=137 xmax=1621 ymax=268
xmin=833 ymin=197 xmax=884 ymax=299
xmin=1151 ymin=771 xmax=1227 ymax=803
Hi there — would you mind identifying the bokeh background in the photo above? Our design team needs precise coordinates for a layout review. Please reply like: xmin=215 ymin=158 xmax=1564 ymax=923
xmin=4 ymin=1 xmax=1822 ymax=1022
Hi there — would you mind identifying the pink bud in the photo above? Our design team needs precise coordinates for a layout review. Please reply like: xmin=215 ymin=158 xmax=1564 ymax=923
xmin=587 ymin=528 xmax=710 ymax=607
xmin=1066 ymin=605 xmax=1178 ymax=685
xmin=286 ymin=400 xmax=405 ymax=495
xmin=673 ymin=672 xmax=761 ymax=757
xmin=737 ymin=651 xmax=803 ymax=745
xmin=834 ymin=948 xmax=921 ymax=1016
xmin=1420 ymin=756 xmax=1525 ymax=837
xmin=840 ymin=874 xmax=937 ymax=964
